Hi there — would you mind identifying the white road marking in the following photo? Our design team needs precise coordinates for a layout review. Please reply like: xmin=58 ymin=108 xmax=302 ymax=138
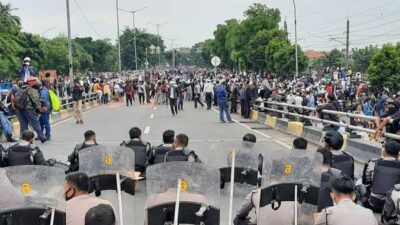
xmin=144 ymin=126 xmax=151 ymax=134
xmin=153 ymin=107 xmax=157 ymax=110
xmin=150 ymin=114 xmax=155 ymax=119
xmin=211 ymin=108 xmax=271 ymax=139
xmin=274 ymin=140 xmax=292 ymax=150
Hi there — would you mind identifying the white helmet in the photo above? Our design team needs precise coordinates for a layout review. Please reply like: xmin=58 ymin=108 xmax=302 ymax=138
xmin=23 ymin=57 xmax=31 ymax=62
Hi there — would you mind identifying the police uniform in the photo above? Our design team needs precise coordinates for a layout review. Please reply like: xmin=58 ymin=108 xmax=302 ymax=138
xmin=164 ymin=148 xmax=201 ymax=163
xmin=67 ymin=141 xmax=97 ymax=172
xmin=363 ymin=157 xmax=400 ymax=212
xmin=331 ymin=150 xmax=354 ymax=180
xmin=120 ymin=139 xmax=150 ymax=172
xmin=4 ymin=141 xmax=47 ymax=166
xmin=144 ymin=188 xmax=209 ymax=225
xmin=148 ymin=144 xmax=173 ymax=165
xmin=236 ymin=189 xmax=260 ymax=225
xmin=315 ymin=199 xmax=378 ymax=225
xmin=318 ymin=168 xmax=343 ymax=212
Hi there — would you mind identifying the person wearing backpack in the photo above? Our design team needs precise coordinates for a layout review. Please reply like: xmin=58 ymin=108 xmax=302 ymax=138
xmin=38 ymin=81 xmax=51 ymax=141
xmin=14 ymin=76 xmax=47 ymax=143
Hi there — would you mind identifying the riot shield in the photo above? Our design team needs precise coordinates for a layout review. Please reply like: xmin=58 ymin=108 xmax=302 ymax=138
xmin=146 ymin=161 xmax=220 ymax=225
xmin=79 ymin=145 xmax=136 ymax=225
xmin=0 ymin=166 xmax=65 ymax=225
xmin=258 ymin=150 xmax=323 ymax=225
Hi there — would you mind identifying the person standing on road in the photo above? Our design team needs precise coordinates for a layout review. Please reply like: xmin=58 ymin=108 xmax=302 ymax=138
xmin=215 ymin=81 xmax=233 ymax=123
xmin=177 ymin=80 xmax=185 ymax=111
xmin=230 ymin=82 xmax=239 ymax=114
xmin=72 ymin=80 xmax=84 ymax=124
xmin=193 ymin=81 xmax=204 ymax=108
xmin=124 ymin=81 xmax=133 ymax=107
xmin=102 ymin=82 xmax=111 ymax=104
xmin=137 ymin=81 xmax=145 ymax=104
xmin=14 ymin=76 xmax=47 ymax=143
xmin=204 ymin=79 xmax=214 ymax=110
xmin=168 ymin=81 xmax=179 ymax=116
xmin=38 ymin=81 xmax=51 ymax=140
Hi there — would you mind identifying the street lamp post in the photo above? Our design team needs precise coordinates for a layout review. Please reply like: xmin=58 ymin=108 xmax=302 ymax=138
xmin=119 ymin=6 xmax=148 ymax=71
xmin=148 ymin=22 xmax=168 ymax=69
xmin=66 ymin=0 xmax=73 ymax=80
xmin=166 ymin=38 xmax=179 ymax=69
xmin=115 ymin=0 xmax=122 ymax=71
xmin=41 ymin=27 xmax=57 ymax=38
xmin=292 ymin=0 xmax=299 ymax=77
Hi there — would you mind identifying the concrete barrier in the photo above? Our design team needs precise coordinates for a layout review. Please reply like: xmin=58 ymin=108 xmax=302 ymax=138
xmin=251 ymin=110 xmax=259 ymax=121
xmin=287 ymin=121 xmax=303 ymax=137
xmin=59 ymin=109 xmax=69 ymax=119
xmin=256 ymin=111 xmax=382 ymax=163
xmin=265 ymin=115 xmax=277 ymax=128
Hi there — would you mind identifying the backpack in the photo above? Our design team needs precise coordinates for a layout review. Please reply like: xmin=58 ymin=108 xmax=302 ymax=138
xmin=48 ymin=89 xmax=60 ymax=111
xmin=14 ymin=88 xmax=31 ymax=110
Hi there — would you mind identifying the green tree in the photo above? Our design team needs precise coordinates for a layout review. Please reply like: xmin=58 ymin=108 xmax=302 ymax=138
xmin=321 ymin=49 xmax=345 ymax=68
xmin=17 ymin=32 xmax=45 ymax=69
xmin=120 ymin=28 xmax=162 ymax=70
xmin=368 ymin=44 xmax=400 ymax=91
xmin=0 ymin=2 xmax=22 ymax=77
xmin=352 ymin=46 xmax=378 ymax=73
xmin=265 ymin=38 xmax=308 ymax=77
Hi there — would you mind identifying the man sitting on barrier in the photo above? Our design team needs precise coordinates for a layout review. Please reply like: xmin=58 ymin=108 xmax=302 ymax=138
xmin=374 ymin=99 xmax=400 ymax=141
xmin=319 ymin=131 xmax=355 ymax=180
xmin=359 ymin=140 xmax=400 ymax=213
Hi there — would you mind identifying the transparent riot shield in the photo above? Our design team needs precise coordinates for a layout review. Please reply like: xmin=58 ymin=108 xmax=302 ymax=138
xmin=79 ymin=145 xmax=135 ymax=225
xmin=258 ymin=150 xmax=323 ymax=225
xmin=0 ymin=166 xmax=65 ymax=225
xmin=146 ymin=161 xmax=220 ymax=225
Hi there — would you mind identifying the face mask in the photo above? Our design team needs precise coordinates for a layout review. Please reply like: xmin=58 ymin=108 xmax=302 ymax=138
xmin=25 ymin=62 xmax=30 ymax=66
xmin=65 ymin=187 xmax=76 ymax=201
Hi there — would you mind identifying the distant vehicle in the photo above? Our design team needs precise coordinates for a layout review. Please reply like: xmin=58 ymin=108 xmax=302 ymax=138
xmin=0 ymin=82 xmax=12 ymax=101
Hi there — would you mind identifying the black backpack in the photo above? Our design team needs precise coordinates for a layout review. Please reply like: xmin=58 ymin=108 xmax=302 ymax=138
xmin=14 ymin=88 xmax=32 ymax=110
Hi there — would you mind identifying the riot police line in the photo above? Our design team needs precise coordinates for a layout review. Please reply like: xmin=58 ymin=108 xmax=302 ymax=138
xmin=1 ymin=130 xmax=400 ymax=225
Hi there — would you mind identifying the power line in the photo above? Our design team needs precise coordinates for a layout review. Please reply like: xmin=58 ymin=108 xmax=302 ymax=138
xmin=72 ymin=0 xmax=103 ymax=38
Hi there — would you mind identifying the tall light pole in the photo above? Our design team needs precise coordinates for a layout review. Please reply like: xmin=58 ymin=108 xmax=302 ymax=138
xmin=166 ymin=38 xmax=179 ymax=69
xmin=292 ymin=0 xmax=298 ymax=77
xmin=148 ymin=22 xmax=169 ymax=69
xmin=66 ymin=0 xmax=73 ymax=80
xmin=119 ymin=6 xmax=148 ymax=71
xmin=115 ymin=0 xmax=122 ymax=71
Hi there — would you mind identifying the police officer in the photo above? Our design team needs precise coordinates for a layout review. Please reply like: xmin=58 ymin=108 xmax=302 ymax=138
xmin=320 ymin=131 xmax=355 ymax=179
xmin=120 ymin=127 xmax=150 ymax=173
xmin=148 ymin=130 xmax=174 ymax=165
xmin=68 ymin=130 xmax=98 ymax=172
xmin=317 ymin=148 xmax=343 ymax=212
xmin=315 ymin=176 xmax=378 ymax=225
xmin=2 ymin=130 xmax=47 ymax=166
xmin=361 ymin=140 xmax=400 ymax=213
xmin=164 ymin=134 xmax=201 ymax=162
xmin=293 ymin=137 xmax=308 ymax=150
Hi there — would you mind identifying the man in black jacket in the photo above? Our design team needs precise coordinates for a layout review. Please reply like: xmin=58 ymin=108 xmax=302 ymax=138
xmin=68 ymin=130 xmax=98 ymax=172
xmin=2 ymin=130 xmax=47 ymax=166
xmin=72 ymin=80 xmax=84 ymax=124
xmin=316 ymin=93 xmax=341 ymax=131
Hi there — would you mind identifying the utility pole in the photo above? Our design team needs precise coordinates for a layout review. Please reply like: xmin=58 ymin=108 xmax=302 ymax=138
xmin=148 ymin=22 xmax=169 ymax=69
xmin=292 ymin=0 xmax=299 ymax=77
xmin=116 ymin=0 xmax=122 ymax=71
xmin=119 ymin=6 xmax=148 ymax=71
xmin=166 ymin=38 xmax=178 ymax=69
xmin=346 ymin=17 xmax=350 ymax=69
xmin=66 ymin=0 xmax=73 ymax=80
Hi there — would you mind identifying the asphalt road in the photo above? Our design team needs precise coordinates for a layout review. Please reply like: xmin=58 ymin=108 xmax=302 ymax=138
xmin=17 ymin=99 xmax=322 ymax=225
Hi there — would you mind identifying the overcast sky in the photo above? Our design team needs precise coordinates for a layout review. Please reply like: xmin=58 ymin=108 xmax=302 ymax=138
xmin=5 ymin=0 xmax=400 ymax=51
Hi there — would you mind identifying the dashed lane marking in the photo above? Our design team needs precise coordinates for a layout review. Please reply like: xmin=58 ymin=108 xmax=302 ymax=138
xmin=144 ymin=126 xmax=151 ymax=134
xmin=274 ymin=140 xmax=292 ymax=150
xmin=150 ymin=114 xmax=155 ymax=119
xmin=211 ymin=108 xmax=271 ymax=139
xmin=153 ymin=107 xmax=157 ymax=110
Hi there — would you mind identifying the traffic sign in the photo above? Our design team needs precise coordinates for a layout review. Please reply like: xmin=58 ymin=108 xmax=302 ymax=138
xmin=211 ymin=56 xmax=221 ymax=67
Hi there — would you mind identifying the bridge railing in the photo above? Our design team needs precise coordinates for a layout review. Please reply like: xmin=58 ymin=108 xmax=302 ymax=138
xmin=253 ymin=101 xmax=400 ymax=140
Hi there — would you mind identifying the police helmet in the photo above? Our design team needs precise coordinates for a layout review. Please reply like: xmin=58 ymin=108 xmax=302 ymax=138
xmin=324 ymin=131 xmax=344 ymax=150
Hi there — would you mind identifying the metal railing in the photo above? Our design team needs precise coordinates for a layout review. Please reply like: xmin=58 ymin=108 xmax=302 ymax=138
xmin=262 ymin=101 xmax=391 ymax=123
xmin=60 ymin=93 xmax=99 ymax=109
xmin=253 ymin=101 xmax=400 ymax=141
